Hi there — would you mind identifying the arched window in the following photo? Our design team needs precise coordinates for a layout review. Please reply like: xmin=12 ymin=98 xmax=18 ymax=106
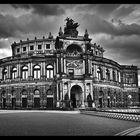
xmin=47 ymin=89 xmax=53 ymax=95
xmin=34 ymin=89 xmax=40 ymax=95
xmin=46 ymin=65 xmax=54 ymax=79
xmin=66 ymin=44 xmax=82 ymax=56
xmin=97 ymin=67 xmax=102 ymax=80
xmin=113 ymin=70 xmax=116 ymax=81
xmin=3 ymin=68 xmax=7 ymax=80
xmin=106 ymin=69 xmax=110 ymax=81
xmin=22 ymin=66 xmax=28 ymax=80
xmin=22 ymin=89 xmax=27 ymax=95
xmin=33 ymin=65 xmax=41 ymax=79
xmin=11 ymin=67 xmax=17 ymax=79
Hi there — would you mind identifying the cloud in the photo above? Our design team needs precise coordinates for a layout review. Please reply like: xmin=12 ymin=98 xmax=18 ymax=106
xmin=0 ymin=13 xmax=64 ymax=39
xmin=80 ymin=13 xmax=140 ymax=36
xmin=10 ymin=4 xmax=65 ymax=16
xmin=0 ymin=38 xmax=9 ymax=49
xmin=0 ymin=48 xmax=12 ymax=58
xmin=94 ymin=34 xmax=140 ymax=65
xmin=112 ymin=4 xmax=136 ymax=20
xmin=75 ymin=4 xmax=121 ymax=19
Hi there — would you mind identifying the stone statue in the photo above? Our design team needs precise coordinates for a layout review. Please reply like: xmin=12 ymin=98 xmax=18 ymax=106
xmin=64 ymin=17 xmax=80 ymax=37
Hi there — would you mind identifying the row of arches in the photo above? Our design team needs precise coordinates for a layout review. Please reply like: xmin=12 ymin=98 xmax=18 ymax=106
xmin=2 ymin=64 xmax=54 ymax=80
xmin=96 ymin=67 xmax=120 ymax=82
xmin=0 ymin=89 xmax=54 ymax=109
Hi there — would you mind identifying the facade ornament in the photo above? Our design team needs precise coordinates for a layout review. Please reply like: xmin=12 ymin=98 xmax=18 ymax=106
xmin=84 ymin=29 xmax=89 ymax=39
xmin=48 ymin=32 xmax=53 ymax=39
xmin=58 ymin=27 xmax=63 ymax=36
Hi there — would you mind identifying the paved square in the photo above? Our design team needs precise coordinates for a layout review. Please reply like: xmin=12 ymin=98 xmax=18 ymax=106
xmin=0 ymin=110 xmax=139 ymax=136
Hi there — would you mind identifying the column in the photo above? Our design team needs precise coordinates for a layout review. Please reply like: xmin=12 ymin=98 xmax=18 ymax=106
xmin=30 ymin=62 xmax=33 ymax=77
xmin=42 ymin=40 xmax=45 ymax=53
xmin=64 ymin=58 xmax=66 ymax=74
xmin=110 ymin=68 xmax=113 ymax=80
xmin=7 ymin=65 xmax=11 ymax=79
xmin=0 ymin=67 xmax=2 ymax=80
xmin=56 ymin=57 xmax=59 ymax=74
xmin=83 ymin=60 xmax=85 ymax=74
xmin=94 ymin=64 xmax=97 ymax=78
xmin=56 ymin=83 xmax=59 ymax=101
xmin=102 ymin=66 xmax=106 ymax=79
xmin=61 ymin=56 xmax=63 ymax=73
xmin=43 ymin=62 xmax=46 ymax=77
xmin=41 ymin=62 xmax=43 ymax=76
xmin=119 ymin=71 xmax=121 ymax=83
xmin=68 ymin=82 xmax=71 ymax=100
xmin=28 ymin=62 xmax=33 ymax=80
xmin=17 ymin=63 xmax=21 ymax=79
xmin=90 ymin=82 xmax=93 ymax=100
xmin=88 ymin=59 xmax=90 ymax=74
xmin=28 ymin=63 xmax=31 ymax=77
xmin=54 ymin=61 xmax=56 ymax=75
xmin=82 ymin=82 xmax=86 ymax=108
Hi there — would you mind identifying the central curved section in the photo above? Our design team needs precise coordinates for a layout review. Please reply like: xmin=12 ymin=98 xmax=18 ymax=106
xmin=66 ymin=44 xmax=82 ymax=56
xmin=70 ymin=85 xmax=82 ymax=108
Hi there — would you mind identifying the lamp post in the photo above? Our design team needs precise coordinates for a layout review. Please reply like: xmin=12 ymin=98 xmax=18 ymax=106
xmin=128 ymin=94 xmax=132 ymax=108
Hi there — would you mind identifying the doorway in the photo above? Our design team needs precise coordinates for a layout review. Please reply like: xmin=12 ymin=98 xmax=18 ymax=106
xmin=70 ymin=85 xmax=82 ymax=108
xmin=34 ymin=98 xmax=40 ymax=108
xmin=22 ymin=98 xmax=27 ymax=108
xmin=2 ymin=98 xmax=6 ymax=108
xmin=12 ymin=98 xmax=16 ymax=108
xmin=46 ymin=98 xmax=53 ymax=108
xmin=99 ymin=98 xmax=103 ymax=108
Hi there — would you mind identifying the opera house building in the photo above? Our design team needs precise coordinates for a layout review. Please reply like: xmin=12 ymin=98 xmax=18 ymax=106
xmin=0 ymin=18 xmax=139 ymax=109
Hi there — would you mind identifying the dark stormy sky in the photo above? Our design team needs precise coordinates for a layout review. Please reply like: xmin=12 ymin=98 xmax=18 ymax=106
xmin=0 ymin=4 xmax=140 ymax=84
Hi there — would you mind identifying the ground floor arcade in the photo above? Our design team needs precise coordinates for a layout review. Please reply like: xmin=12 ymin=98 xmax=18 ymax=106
xmin=0 ymin=81 xmax=139 ymax=109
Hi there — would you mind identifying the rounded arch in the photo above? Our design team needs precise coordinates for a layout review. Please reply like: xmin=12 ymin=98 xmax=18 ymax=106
xmin=46 ymin=64 xmax=54 ymax=79
xmin=34 ymin=89 xmax=40 ymax=99
xmin=2 ymin=67 xmax=7 ymax=80
xmin=34 ymin=89 xmax=40 ymax=95
xmin=46 ymin=64 xmax=53 ymax=69
xmin=97 ymin=67 xmax=103 ymax=80
xmin=21 ymin=65 xmax=28 ymax=70
xmin=70 ymin=85 xmax=82 ymax=108
xmin=21 ymin=65 xmax=28 ymax=80
xmin=1 ymin=90 xmax=6 ymax=97
xmin=11 ymin=66 xmax=17 ymax=79
xmin=33 ymin=64 xmax=41 ymax=79
xmin=46 ymin=89 xmax=53 ymax=95
xmin=66 ymin=44 xmax=83 ymax=56
xmin=2 ymin=67 xmax=7 ymax=73
xmin=22 ymin=89 xmax=27 ymax=95
xmin=33 ymin=65 xmax=41 ymax=69
xmin=70 ymin=85 xmax=82 ymax=94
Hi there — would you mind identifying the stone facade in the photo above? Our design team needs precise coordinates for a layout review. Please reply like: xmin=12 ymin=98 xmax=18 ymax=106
xmin=0 ymin=18 xmax=139 ymax=109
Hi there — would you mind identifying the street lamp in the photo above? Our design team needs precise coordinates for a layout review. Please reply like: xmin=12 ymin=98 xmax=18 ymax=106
xmin=128 ymin=94 xmax=132 ymax=107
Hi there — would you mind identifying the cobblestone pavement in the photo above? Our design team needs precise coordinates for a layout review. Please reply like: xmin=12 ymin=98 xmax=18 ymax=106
xmin=0 ymin=110 xmax=139 ymax=136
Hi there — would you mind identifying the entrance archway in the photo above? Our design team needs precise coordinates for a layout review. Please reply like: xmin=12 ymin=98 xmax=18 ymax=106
xmin=34 ymin=89 xmax=40 ymax=108
xmin=22 ymin=89 xmax=27 ymax=108
xmin=70 ymin=85 xmax=82 ymax=108
xmin=46 ymin=89 xmax=53 ymax=109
